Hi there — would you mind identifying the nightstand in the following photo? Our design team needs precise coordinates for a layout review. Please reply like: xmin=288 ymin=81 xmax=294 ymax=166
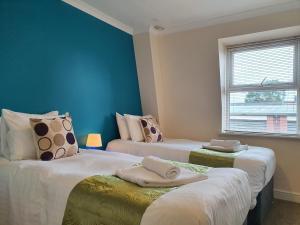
xmin=81 ymin=147 xmax=105 ymax=151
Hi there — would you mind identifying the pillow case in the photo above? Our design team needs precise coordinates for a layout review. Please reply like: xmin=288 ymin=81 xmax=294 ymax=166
xmin=30 ymin=115 xmax=79 ymax=161
xmin=125 ymin=114 xmax=152 ymax=142
xmin=140 ymin=117 xmax=163 ymax=143
xmin=0 ymin=109 xmax=59 ymax=160
xmin=116 ymin=113 xmax=130 ymax=140
xmin=7 ymin=130 xmax=38 ymax=160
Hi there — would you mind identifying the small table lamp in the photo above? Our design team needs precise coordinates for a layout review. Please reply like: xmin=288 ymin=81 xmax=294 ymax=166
xmin=86 ymin=133 xmax=102 ymax=150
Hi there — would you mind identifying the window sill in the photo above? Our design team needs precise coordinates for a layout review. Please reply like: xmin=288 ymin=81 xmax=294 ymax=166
xmin=220 ymin=131 xmax=300 ymax=140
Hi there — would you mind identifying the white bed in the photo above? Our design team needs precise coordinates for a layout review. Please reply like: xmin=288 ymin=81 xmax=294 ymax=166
xmin=0 ymin=150 xmax=251 ymax=225
xmin=107 ymin=138 xmax=276 ymax=208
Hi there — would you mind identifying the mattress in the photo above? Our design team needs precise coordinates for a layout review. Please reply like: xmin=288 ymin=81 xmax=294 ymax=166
xmin=0 ymin=150 xmax=251 ymax=225
xmin=107 ymin=138 xmax=276 ymax=207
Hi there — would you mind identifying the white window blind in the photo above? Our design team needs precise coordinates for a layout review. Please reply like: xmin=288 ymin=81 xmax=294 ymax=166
xmin=223 ymin=37 xmax=300 ymax=136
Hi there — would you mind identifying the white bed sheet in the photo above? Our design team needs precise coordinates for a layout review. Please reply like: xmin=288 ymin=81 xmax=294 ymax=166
xmin=107 ymin=138 xmax=276 ymax=207
xmin=0 ymin=151 xmax=251 ymax=225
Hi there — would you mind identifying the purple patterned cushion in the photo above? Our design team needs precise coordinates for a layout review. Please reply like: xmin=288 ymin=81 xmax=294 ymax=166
xmin=140 ymin=117 xmax=163 ymax=143
xmin=30 ymin=116 xmax=79 ymax=161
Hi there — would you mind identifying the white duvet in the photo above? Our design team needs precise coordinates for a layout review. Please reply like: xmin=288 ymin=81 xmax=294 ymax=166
xmin=0 ymin=150 xmax=251 ymax=225
xmin=107 ymin=138 xmax=276 ymax=207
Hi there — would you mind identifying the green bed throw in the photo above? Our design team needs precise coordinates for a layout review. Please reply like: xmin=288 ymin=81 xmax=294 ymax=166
xmin=189 ymin=148 xmax=244 ymax=167
xmin=62 ymin=162 xmax=209 ymax=225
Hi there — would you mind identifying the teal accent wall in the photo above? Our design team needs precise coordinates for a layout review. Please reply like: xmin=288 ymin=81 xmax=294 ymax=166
xmin=0 ymin=0 xmax=142 ymax=147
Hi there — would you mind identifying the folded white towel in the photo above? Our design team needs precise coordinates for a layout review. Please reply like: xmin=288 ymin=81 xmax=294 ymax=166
xmin=116 ymin=166 xmax=207 ymax=187
xmin=210 ymin=139 xmax=240 ymax=148
xmin=203 ymin=144 xmax=248 ymax=153
xmin=208 ymin=139 xmax=244 ymax=152
xmin=142 ymin=156 xmax=180 ymax=179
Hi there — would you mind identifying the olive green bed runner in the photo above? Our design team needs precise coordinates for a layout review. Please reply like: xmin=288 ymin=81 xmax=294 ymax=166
xmin=62 ymin=162 xmax=209 ymax=225
xmin=189 ymin=148 xmax=244 ymax=168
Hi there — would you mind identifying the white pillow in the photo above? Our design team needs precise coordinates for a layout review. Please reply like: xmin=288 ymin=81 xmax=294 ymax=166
xmin=125 ymin=114 xmax=152 ymax=142
xmin=7 ymin=130 xmax=37 ymax=160
xmin=1 ymin=109 xmax=59 ymax=160
xmin=116 ymin=113 xmax=130 ymax=140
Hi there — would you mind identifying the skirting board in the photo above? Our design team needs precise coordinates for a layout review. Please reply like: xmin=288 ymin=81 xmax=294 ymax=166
xmin=274 ymin=189 xmax=300 ymax=204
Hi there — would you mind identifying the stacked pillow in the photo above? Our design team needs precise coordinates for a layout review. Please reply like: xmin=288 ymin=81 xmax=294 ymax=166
xmin=116 ymin=113 xmax=163 ymax=143
xmin=30 ymin=115 xmax=79 ymax=161
xmin=140 ymin=117 xmax=163 ymax=143
xmin=0 ymin=109 xmax=78 ymax=161
xmin=116 ymin=113 xmax=130 ymax=140
xmin=0 ymin=109 xmax=59 ymax=160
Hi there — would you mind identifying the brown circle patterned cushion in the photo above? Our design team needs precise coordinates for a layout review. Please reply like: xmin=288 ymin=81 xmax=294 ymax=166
xmin=140 ymin=117 xmax=163 ymax=143
xmin=30 ymin=116 xmax=79 ymax=161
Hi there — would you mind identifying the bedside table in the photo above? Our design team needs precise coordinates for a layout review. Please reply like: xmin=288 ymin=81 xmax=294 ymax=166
xmin=80 ymin=147 xmax=105 ymax=151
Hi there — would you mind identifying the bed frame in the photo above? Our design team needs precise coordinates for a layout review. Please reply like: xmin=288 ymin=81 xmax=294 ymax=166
xmin=247 ymin=177 xmax=274 ymax=225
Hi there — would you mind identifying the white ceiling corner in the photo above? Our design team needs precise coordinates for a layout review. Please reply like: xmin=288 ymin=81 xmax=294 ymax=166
xmin=64 ymin=0 xmax=300 ymax=35
xmin=62 ymin=0 xmax=134 ymax=35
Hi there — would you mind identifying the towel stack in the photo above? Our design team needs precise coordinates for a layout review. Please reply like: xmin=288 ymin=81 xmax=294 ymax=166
xmin=116 ymin=156 xmax=207 ymax=187
xmin=142 ymin=156 xmax=180 ymax=179
xmin=203 ymin=139 xmax=248 ymax=152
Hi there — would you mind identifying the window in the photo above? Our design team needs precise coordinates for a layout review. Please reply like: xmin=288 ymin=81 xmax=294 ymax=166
xmin=223 ymin=37 xmax=300 ymax=136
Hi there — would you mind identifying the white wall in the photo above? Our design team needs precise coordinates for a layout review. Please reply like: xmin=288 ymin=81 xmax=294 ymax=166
xmin=133 ymin=33 xmax=159 ymax=118
xmin=134 ymin=9 xmax=300 ymax=202
xmin=133 ymin=32 xmax=166 ymax=128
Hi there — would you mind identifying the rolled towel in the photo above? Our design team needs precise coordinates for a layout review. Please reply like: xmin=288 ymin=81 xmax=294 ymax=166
xmin=142 ymin=156 xmax=180 ymax=179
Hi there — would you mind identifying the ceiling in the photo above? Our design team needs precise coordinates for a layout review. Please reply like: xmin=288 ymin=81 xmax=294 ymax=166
xmin=79 ymin=0 xmax=300 ymax=34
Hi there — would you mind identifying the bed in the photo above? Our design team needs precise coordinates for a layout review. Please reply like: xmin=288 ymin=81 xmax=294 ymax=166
xmin=0 ymin=150 xmax=251 ymax=225
xmin=107 ymin=138 xmax=276 ymax=224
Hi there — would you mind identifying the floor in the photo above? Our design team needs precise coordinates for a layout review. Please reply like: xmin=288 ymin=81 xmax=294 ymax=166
xmin=264 ymin=200 xmax=300 ymax=225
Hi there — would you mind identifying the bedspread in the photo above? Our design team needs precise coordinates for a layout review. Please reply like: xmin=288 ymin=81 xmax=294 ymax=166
xmin=0 ymin=151 xmax=251 ymax=225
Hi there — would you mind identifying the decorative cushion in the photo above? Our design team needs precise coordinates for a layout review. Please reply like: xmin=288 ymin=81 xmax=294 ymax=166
xmin=30 ymin=116 xmax=78 ymax=161
xmin=1 ymin=109 xmax=59 ymax=160
xmin=125 ymin=114 xmax=152 ymax=142
xmin=140 ymin=117 xmax=163 ymax=143
xmin=116 ymin=113 xmax=131 ymax=140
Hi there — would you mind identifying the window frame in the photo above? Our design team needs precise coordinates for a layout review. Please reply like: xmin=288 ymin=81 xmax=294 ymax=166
xmin=223 ymin=37 xmax=300 ymax=136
